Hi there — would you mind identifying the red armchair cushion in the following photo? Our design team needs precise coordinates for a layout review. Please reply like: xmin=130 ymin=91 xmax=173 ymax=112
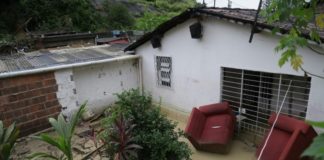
xmin=200 ymin=114 xmax=234 ymax=144
xmin=257 ymin=129 xmax=291 ymax=160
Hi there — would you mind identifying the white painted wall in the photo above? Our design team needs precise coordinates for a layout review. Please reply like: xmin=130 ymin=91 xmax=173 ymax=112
xmin=73 ymin=59 xmax=140 ymax=114
xmin=55 ymin=69 xmax=78 ymax=116
xmin=136 ymin=17 xmax=324 ymax=123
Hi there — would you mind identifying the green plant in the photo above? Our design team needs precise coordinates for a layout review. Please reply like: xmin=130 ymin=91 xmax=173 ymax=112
xmin=135 ymin=12 xmax=171 ymax=31
xmin=105 ymin=115 xmax=142 ymax=160
xmin=28 ymin=102 xmax=87 ymax=160
xmin=0 ymin=121 xmax=20 ymax=160
xmin=302 ymin=121 xmax=324 ymax=160
xmin=101 ymin=89 xmax=191 ymax=160
xmin=20 ymin=0 xmax=103 ymax=32
xmin=103 ymin=0 xmax=135 ymax=30
xmin=263 ymin=0 xmax=322 ymax=71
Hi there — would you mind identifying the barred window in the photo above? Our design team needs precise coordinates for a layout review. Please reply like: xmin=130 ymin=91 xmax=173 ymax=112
xmin=221 ymin=67 xmax=311 ymax=143
xmin=155 ymin=56 xmax=172 ymax=88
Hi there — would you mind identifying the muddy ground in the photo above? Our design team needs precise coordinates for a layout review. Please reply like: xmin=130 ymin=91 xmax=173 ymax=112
xmin=12 ymin=121 xmax=108 ymax=160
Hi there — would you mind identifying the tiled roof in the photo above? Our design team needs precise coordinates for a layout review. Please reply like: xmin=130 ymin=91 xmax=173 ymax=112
xmin=199 ymin=8 xmax=322 ymax=36
xmin=0 ymin=45 xmax=127 ymax=74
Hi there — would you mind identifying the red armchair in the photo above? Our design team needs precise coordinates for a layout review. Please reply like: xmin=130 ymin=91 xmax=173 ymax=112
xmin=185 ymin=102 xmax=236 ymax=153
xmin=256 ymin=113 xmax=317 ymax=160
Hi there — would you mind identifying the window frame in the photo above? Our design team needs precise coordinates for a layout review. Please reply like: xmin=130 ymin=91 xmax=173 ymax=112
xmin=154 ymin=55 xmax=173 ymax=89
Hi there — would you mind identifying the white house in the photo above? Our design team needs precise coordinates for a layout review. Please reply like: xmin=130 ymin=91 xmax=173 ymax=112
xmin=125 ymin=7 xmax=324 ymax=140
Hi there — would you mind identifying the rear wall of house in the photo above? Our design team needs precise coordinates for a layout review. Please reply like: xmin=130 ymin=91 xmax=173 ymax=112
xmin=136 ymin=17 xmax=324 ymax=124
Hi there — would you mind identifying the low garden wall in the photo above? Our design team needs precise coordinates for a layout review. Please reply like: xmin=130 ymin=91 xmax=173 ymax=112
xmin=0 ymin=72 xmax=61 ymax=136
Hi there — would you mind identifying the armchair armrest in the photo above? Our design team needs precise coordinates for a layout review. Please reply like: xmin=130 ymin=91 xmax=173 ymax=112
xmin=185 ymin=108 xmax=206 ymax=139
xmin=279 ymin=130 xmax=305 ymax=160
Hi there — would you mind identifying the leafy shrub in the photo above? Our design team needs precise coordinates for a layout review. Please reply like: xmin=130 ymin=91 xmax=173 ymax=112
xmin=0 ymin=121 xmax=20 ymax=160
xmin=135 ymin=12 xmax=171 ymax=31
xmin=102 ymin=114 xmax=142 ymax=160
xmin=302 ymin=121 xmax=324 ymax=159
xmin=101 ymin=89 xmax=191 ymax=160
xmin=28 ymin=102 xmax=87 ymax=160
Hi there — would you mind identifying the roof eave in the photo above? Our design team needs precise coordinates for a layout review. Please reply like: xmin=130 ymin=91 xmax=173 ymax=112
xmin=124 ymin=8 xmax=198 ymax=51
xmin=125 ymin=7 xmax=323 ymax=52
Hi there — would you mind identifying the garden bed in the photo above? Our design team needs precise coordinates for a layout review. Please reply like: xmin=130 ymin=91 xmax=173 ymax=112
xmin=12 ymin=121 xmax=107 ymax=160
xmin=8 ymin=89 xmax=256 ymax=160
xmin=9 ymin=89 xmax=191 ymax=160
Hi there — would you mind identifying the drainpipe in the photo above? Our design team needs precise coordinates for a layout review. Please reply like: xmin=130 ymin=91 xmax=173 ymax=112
xmin=138 ymin=56 xmax=144 ymax=94
xmin=0 ymin=53 xmax=139 ymax=79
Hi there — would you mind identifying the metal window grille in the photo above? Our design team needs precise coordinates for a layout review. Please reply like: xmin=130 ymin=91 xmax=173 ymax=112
xmin=221 ymin=67 xmax=311 ymax=143
xmin=155 ymin=56 xmax=172 ymax=88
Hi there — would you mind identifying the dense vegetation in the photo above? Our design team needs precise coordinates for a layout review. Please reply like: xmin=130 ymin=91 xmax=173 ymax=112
xmin=101 ymin=89 xmax=192 ymax=160
xmin=0 ymin=0 xmax=197 ymax=44
xmin=130 ymin=0 xmax=197 ymax=30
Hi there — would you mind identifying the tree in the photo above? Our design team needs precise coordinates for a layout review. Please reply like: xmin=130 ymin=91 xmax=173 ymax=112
xmin=103 ymin=1 xmax=135 ymax=30
xmin=263 ymin=0 xmax=323 ymax=73
xmin=135 ymin=12 xmax=170 ymax=31
xmin=20 ymin=0 xmax=103 ymax=32
xmin=0 ymin=0 xmax=24 ymax=43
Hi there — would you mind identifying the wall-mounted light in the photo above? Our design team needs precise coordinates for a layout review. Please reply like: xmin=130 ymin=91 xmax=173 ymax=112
xmin=151 ymin=35 xmax=162 ymax=48
xmin=189 ymin=22 xmax=203 ymax=39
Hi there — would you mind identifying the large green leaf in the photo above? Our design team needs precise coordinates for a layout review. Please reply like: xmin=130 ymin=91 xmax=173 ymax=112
xmin=307 ymin=121 xmax=324 ymax=129
xmin=57 ymin=114 xmax=69 ymax=138
xmin=3 ymin=122 xmax=16 ymax=143
xmin=302 ymin=133 xmax=324 ymax=159
xmin=2 ymin=143 xmax=12 ymax=160
xmin=34 ymin=134 xmax=66 ymax=154
xmin=0 ymin=121 xmax=4 ymax=143
xmin=49 ymin=117 xmax=62 ymax=136
xmin=6 ymin=127 xmax=19 ymax=147
xmin=31 ymin=101 xmax=87 ymax=160
xmin=0 ymin=121 xmax=19 ymax=160
xmin=70 ymin=102 xmax=86 ymax=135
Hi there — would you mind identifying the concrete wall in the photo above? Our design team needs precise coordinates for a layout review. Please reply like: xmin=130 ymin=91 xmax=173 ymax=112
xmin=73 ymin=59 xmax=140 ymax=114
xmin=135 ymin=17 xmax=324 ymax=122
xmin=55 ymin=69 xmax=78 ymax=116
xmin=54 ymin=58 xmax=140 ymax=116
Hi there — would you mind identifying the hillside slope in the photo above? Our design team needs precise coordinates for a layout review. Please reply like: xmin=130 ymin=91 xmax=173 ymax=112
xmin=0 ymin=0 xmax=197 ymax=44
xmin=96 ymin=0 xmax=198 ymax=30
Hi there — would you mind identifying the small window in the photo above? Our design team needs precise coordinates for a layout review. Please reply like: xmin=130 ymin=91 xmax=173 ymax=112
xmin=155 ymin=56 xmax=172 ymax=88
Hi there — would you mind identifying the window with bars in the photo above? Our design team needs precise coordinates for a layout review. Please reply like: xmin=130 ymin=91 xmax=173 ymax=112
xmin=155 ymin=56 xmax=172 ymax=88
xmin=221 ymin=67 xmax=311 ymax=142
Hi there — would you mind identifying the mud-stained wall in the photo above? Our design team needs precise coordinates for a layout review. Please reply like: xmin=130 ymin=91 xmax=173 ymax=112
xmin=72 ymin=59 xmax=140 ymax=114
xmin=54 ymin=69 xmax=78 ymax=116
